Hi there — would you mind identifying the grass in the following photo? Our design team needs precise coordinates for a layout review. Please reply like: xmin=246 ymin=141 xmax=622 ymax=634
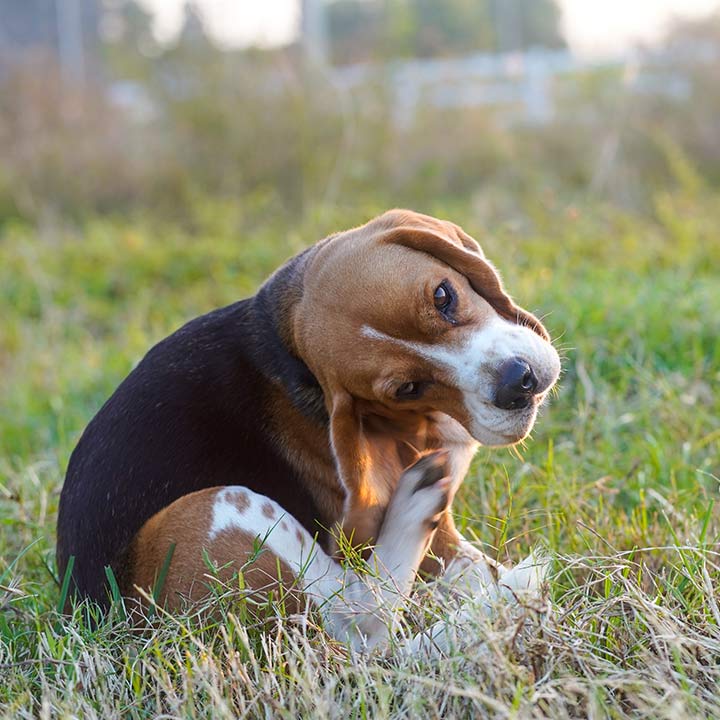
xmin=0 ymin=189 xmax=719 ymax=718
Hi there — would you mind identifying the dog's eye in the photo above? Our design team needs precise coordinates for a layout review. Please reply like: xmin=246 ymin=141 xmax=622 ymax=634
xmin=396 ymin=382 xmax=422 ymax=399
xmin=433 ymin=282 xmax=454 ymax=313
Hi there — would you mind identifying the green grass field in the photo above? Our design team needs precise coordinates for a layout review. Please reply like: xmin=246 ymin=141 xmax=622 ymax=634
xmin=1 ymin=190 xmax=719 ymax=718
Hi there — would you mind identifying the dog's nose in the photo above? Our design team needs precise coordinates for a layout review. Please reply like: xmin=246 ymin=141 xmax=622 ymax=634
xmin=494 ymin=358 xmax=538 ymax=410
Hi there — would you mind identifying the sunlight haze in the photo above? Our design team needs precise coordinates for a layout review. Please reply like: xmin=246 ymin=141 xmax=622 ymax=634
xmin=138 ymin=0 xmax=720 ymax=56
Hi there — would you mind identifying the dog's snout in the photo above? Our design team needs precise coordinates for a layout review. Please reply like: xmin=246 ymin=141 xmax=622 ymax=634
xmin=493 ymin=358 xmax=538 ymax=410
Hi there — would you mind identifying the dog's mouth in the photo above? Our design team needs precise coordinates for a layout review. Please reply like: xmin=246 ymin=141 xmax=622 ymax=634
xmin=470 ymin=342 xmax=560 ymax=445
xmin=463 ymin=387 xmax=552 ymax=447
xmin=471 ymin=416 xmax=535 ymax=446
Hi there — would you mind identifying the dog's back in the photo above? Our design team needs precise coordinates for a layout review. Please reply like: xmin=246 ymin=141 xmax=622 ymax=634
xmin=57 ymin=292 xmax=333 ymax=607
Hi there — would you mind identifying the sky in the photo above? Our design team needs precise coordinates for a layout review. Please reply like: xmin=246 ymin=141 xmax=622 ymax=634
xmin=137 ymin=0 xmax=720 ymax=58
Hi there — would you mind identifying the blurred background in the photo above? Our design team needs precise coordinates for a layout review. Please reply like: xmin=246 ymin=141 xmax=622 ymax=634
xmin=1 ymin=0 xmax=720 ymax=225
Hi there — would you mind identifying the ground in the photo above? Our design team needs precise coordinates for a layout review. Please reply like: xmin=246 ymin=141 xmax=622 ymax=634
xmin=1 ymin=191 xmax=719 ymax=718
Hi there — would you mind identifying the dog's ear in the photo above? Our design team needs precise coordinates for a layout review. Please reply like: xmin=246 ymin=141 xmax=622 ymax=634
xmin=327 ymin=390 xmax=381 ymax=550
xmin=380 ymin=225 xmax=550 ymax=341
xmin=328 ymin=390 xmax=413 ymax=550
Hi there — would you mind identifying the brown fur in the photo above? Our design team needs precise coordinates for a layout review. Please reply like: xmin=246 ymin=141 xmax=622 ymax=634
xmin=125 ymin=488 xmax=301 ymax=614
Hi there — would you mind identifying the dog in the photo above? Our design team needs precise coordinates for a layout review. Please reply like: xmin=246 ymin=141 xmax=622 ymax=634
xmin=56 ymin=209 xmax=561 ymax=620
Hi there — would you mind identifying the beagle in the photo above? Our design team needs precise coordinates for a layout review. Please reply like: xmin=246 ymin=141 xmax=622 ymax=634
xmin=57 ymin=209 xmax=561 ymax=620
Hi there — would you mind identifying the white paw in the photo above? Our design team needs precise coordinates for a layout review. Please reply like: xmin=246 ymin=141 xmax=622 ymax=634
xmin=387 ymin=450 xmax=452 ymax=531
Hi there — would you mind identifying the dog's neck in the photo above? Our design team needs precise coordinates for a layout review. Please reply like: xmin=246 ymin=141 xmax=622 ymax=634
xmin=253 ymin=246 xmax=328 ymax=426
xmin=250 ymin=254 xmax=477 ymax=555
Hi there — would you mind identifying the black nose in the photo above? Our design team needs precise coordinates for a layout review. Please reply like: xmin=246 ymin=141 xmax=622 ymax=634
xmin=494 ymin=358 xmax=538 ymax=410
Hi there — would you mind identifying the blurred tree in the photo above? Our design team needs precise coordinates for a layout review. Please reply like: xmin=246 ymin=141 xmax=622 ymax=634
xmin=640 ymin=11 xmax=720 ymax=184
xmin=100 ymin=0 xmax=159 ymax=80
xmin=177 ymin=1 xmax=213 ymax=48
xmin=155 ymin=0 xmax=219 ymax=92
xmin=325 ymin=0 xmax=565 ymax=64
xmin=325 ymin=0 xmax=383 ymax=64
xmin=514 ymin=0 xmax=565 ymax=51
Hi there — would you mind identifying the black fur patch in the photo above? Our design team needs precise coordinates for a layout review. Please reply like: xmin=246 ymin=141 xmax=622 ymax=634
xmin=411 ymin=452 xmax=449 ymax=494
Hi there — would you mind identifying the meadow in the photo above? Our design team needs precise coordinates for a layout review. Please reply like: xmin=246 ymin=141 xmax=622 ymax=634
xmin=1 ymin=183 xmax=719 ymax=718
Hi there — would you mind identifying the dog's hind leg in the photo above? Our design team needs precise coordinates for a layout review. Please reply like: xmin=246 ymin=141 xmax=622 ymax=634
xmin=130 ymin=453 xmax=452 ymax=653
xmin=301 ymin=451 xmax=452 ymax=652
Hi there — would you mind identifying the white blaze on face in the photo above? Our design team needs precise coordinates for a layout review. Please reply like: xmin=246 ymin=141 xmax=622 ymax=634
xmin=361 ymin=318 xmax=561 ymax=445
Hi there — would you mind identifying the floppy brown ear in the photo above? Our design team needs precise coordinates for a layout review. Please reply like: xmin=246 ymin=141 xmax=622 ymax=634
xmin=328 ymin=391 xmax=388 ymax=550
xmin=328 ymin=390 xmax=415 ymax=551
xmin=380 ymin=226 xmax=550 ymax=341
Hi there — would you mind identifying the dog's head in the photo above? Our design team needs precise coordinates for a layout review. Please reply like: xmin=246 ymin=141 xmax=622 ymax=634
xmin=295 ymin=209 xmax=561 ymax=449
